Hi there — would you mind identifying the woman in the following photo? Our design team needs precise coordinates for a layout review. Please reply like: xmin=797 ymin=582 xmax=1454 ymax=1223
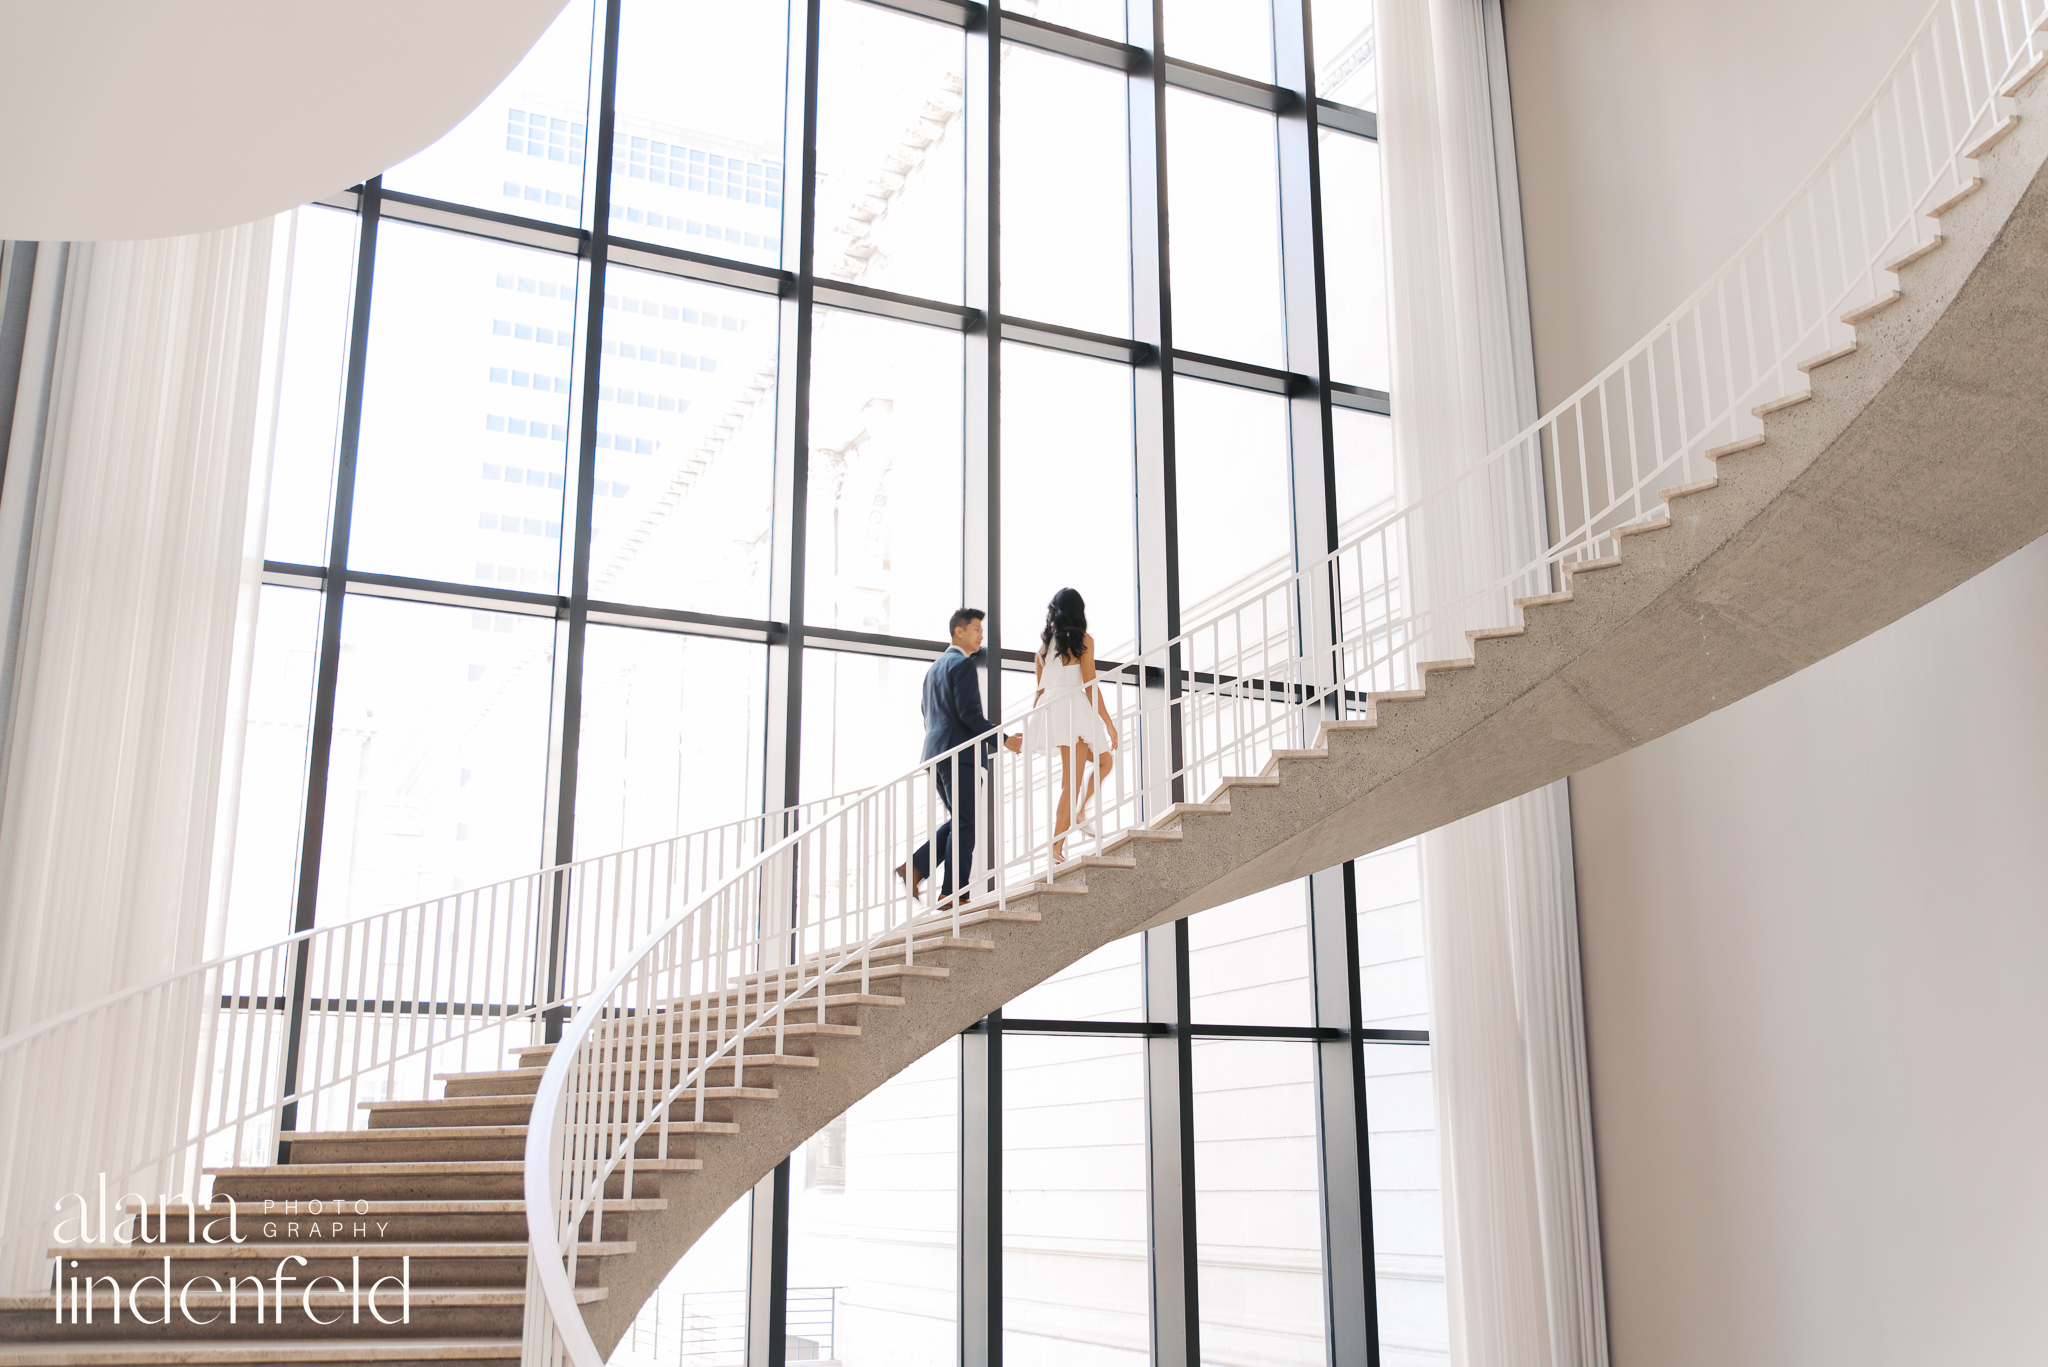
xmin=1005 ymin=588 xmax=1119 ymax=862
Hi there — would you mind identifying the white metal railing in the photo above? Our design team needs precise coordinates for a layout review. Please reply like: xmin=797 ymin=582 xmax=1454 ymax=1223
xmin=521 ymin=4 xmax=2048 ymax=1364
xmin=0 ymin=794 xmax=863 ymax=1292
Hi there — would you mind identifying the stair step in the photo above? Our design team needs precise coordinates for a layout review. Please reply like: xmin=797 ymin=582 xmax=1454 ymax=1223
xmin=1883 ymin=234 xmax=1943 ymax=271
xmin=1706 ymin=434 xmax=1767 ymax=460
xmin=1841 ymin=290 xmax=1902 ymax=324
xmin=1751 ymin=390 xmax=1810 ymax=417
xmin=1797 ymin=342 xmax=1858 ymax=372
xmin=1147 ymin=802 xmax=1230 ymax=830
xmin=361 ymin=1089 xmax=776 ymax=1126
xmin=440 ymin=1058 xmax=817 ymax=1096
xmin=0 ymin=1337 xmax=522 ymax=1366
xmin=1562 ymin=555 xmax=1622 ymax=578
xmin=1659 ymin=477 xmax=1719 ymax=504
xmin=1929 ymin=176 xmax=1984 ymax=216
xmin=1513 ymin=590 xmax=1574 ymax=611
xmin=1965 ymin=112 xmax=2020 ymax=160
xmin=1417 ymin=658 xmax=1475 ymax=676
xmin=1613 ymin=516 xmax=1670 ymax=539
xmin=209 ymin=1158 xmax=716 ymax=1181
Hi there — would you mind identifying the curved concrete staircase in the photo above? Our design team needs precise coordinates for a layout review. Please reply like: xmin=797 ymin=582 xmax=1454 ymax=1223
xmin=9 ymin=28 xmax=2048 ymax=1367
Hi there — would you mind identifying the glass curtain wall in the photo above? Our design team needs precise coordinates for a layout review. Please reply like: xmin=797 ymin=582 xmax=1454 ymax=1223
xmin=230 ymin=0 xmax=1445 ymax=1361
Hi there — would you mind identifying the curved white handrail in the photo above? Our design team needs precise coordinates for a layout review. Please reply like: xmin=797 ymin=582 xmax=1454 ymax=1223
xmin=520 ymin=4 xmax=2048 ymax=1362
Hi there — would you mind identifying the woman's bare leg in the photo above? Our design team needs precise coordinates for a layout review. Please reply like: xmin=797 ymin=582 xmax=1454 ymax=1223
xmin=1052 ymin=745 xmax=1074 ymax=861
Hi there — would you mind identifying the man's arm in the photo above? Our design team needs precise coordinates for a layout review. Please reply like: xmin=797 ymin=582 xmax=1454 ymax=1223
xmin=946 ymin=654 xmax=995 ymax=740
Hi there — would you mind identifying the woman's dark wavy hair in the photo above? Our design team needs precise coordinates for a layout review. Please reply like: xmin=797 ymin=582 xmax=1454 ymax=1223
xmin=1040 ymin=588 xmax=1087 ymax=663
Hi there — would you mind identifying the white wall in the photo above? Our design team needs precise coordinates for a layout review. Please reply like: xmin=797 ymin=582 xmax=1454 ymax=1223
xmin=1502 ymin=1 xmax=2048 ymax=1363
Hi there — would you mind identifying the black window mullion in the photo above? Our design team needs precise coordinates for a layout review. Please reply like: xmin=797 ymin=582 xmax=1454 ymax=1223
xmin=274 ymin=176 xmax=382 ymax=1155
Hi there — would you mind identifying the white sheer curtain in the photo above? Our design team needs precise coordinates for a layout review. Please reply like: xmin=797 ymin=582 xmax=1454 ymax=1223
xmin=1379 ymin=3 xmax=1610 ymax=1366
xmin=0 ymin=217 xmax=285 ymax=1038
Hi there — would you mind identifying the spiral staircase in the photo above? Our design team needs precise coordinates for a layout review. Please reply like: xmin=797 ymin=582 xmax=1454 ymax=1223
xmin=6 ymin=7 xmax=2048 ymax=1365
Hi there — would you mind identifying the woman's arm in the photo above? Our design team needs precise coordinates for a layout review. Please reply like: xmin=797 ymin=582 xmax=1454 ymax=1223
xmin=1081 ymin=637 xmax=1119 ymax=748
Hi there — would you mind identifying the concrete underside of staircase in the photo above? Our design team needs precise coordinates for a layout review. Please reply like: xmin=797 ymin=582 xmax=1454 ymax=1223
xmin=580 ymin=73 xmax=2048 ymax=1354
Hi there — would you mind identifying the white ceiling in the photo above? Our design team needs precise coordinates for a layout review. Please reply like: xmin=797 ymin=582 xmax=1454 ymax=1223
xmin=0 ymin=0 xmax=571 ymax=242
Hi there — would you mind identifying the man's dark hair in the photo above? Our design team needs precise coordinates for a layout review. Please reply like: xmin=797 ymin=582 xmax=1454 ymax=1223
xmin=948 ymin=607 xmax=986 ymax=635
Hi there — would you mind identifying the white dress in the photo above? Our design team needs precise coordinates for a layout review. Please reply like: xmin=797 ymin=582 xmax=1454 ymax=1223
xmin=1026 ymin=651 xmax=1111 ymax=755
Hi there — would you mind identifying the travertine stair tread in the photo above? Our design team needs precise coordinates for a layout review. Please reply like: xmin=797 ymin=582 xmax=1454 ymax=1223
xmin=1660 ymin=477 xmax=1720 ymax=502
xmin=48 ymin=1242 xmax=634 ymax=1261
xmin=1929 ymin=176 xmax=1984 ymax=216
xmin=1752 ymin=391 xmax=1811 ymax=416
xmin=1842 ymin=289 xmax=1903 ymax=324
xmin=1614 ymin=516 xmax=1671 ymax=538
xmin=1797 ymin=341 xmax=1858 ymax=371
xmin=1706 ymin=434 xmax=1766 ymax=460
xmin=1563 ymin=556 xmax=1622 ymax=577
xmin=0 ymin=1338 xmax=521 ymax=1365
xmin=361 ymin=1089 xmax=777 ymax=1117
xmin=123 ymin=1199 xmax=663 ymax=1216
xmin=207 ymin=1155 xmax=724 ymax=1180
xmin=1884 ymin=234 xmax=1943 ymax=271
xmin=2 ymin=1286 xmax=608 ymax=1309
xmin=441 ymin=1059 xmax=817 ymax=1091
xmin=1966 ymin=112 xmax=2021 ymax=158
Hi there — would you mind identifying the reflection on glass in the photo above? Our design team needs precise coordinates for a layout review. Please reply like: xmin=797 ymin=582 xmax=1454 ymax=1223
xmin=1192 ymin=1040 xmax=1328 ymax=1365
xmin=1334 ymin=407 xmax=1395 ymax=538
xmin=1002 ymin=46 xmax=1131 ymax=337
xmin=220 ymin=587 xmax=320 ymax=954
xmin=316 ymin=596 xmax=554 ymax=923
xmin=1002 ymin=347 xmax=1136 ymax=660
xmin=1166 ymin=90 xmax=1283 ymax=366
xmin=611 ymin=0 xmax=787 ymax=268
xmin=1320 ymin=130 xmax=1389 ymax=390
xmin=576 ymin=629 xmax=765 ymax=857
xmin=787 ymin=1039 xmax=958 ymax=1365
xmin=590 ymin=267 xmax=778 ymax=616
xmin=1188 ymin=880 xmax=1311 ymax=1027
xmin=264 ymin=207 xmax=356 ymax=566
xmin=1001 ymin=934 xmax=1142 ymax=1021
xmin=608 ymin=1195 xmax=751 ymax=1367
xmin=800 ymin=649 xmax=933 ymax=803
xmin=1003 ymin=1034 xmax=1150 ymax=1366
xmin=1357 ymin=839 xmax=1429 ymax=1029
xmin=1016 ymin=0 xmax=1125 ymax=41
xmin=1171 ymin=378 xmax=1291 ymax=613
xmin=1364 ymin=1042 xmax=1449 ymax=1365
xmin=352 ymin=223 xmax=579 ymax=591
xmin=382 ymin=0 xmax=597 ymax=227
xmin=806 ymin=310 xmax=964 ymax=639
xmin=1311 ymin=0 xmax=1379 ymax=112
xmin=816 ymin=0 xmax=966 ymax=302
xmin=1165 ymin=0 xmax=1274 ymax=82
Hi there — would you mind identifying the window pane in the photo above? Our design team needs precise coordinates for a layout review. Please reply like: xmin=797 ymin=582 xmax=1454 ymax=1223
xmin=1333 ymin=406 xmax=1395 ymax=539
xmin=1004 ymin=1034 xmax=1150 ymax=1366
xmin=1002 ymin=347 xmax=1136 ymax=660
xmin=1365 ymin=1041 xmax=1450 ymax=1365
xmin=608 ymin=1194 xmax=752 ymax=1367
xmin=1171 ymin=379 xmax=1291 ymax=613
xmin=1357 ymin=839 xmax=1428 ymax=1028
xmin=1001 ymin=933 xmax=1142 ymax=1022
xmin=800 ymin=649 xmax=934 ymax=803
xmin=351 ymin=223 xmax=579 ymax=591
xmin=1320 ymin=130 xmax=1389 ymax=390
xmin=315 ymin=596 xmax=554 ymax=923
xmin=264 ymin=207 xmax=357 ymax=566
xmin=1002 ymin=46 xmax=1131 ymax=337
xmin=806 ymin=311 xmax=964 ymax=639
xmin=787 ymin=1038 xmax=958 ymax=1365
xmin=1023 ymin=0 xmax=1125 ymax=41
xmin=816 ymin=0 xmax=965 ymax=302
xmin=575 ymin=628 xmax=765 ymax=857
xmin=1311 ymin=0 xmax=1379 ymax=112
xmin=610 ymin=0 xmax=787 ymax=268
xmin=1166 ymin=90 xmax=1283 ymax=367
xmin=1188 ymin=880 xmax=1312 ymax=1027
xmin=1193 ymin=1039 xmax=1327 ymax=1366
xmin=1165 ymin=0 xmax=1274 ymax=83
xmin=382 ymin=0 xmax=597 ymax=227
xmin=220 ymin=586 xmax=320 ymax=953
xmin=590 ymin=266 xmax=778 ymax=617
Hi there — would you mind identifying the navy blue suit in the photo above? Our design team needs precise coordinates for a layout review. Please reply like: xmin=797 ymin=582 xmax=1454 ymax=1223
xmin=911 ymin=647 xmax=995 ymax=897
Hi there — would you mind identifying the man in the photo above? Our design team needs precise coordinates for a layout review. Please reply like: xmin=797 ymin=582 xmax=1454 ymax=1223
xmin=902 ymin=607 xmax=997 ymax=903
